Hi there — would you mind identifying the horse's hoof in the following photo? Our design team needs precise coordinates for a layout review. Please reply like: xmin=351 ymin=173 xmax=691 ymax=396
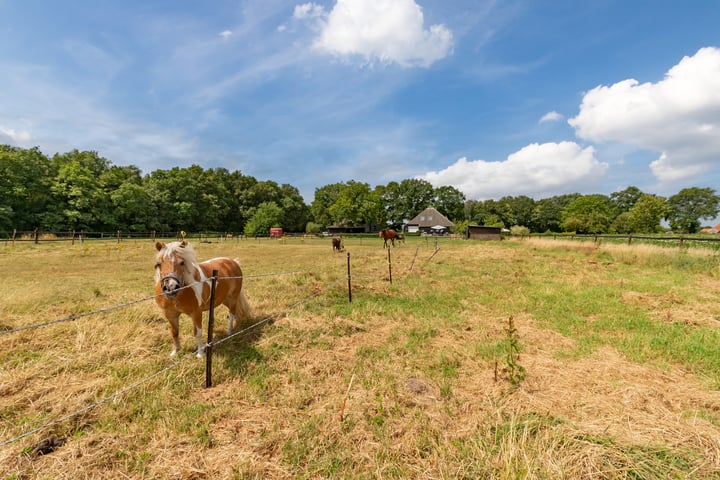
xmin=170 ymin=350 xmax=178 ymax=357
xmin=196 ymin=351 xmax=206 ymax=358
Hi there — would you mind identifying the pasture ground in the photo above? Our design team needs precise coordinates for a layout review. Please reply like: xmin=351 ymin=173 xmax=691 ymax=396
xmin=2 ymin=235 xmax=720 ymax=479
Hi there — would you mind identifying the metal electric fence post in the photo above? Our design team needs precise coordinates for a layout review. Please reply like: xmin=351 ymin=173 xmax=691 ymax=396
xmin=347 ymin=252 xmax=352 ymax=303
xmin=387 ymin=248 xmax=392 ymax=284
xmin=205 ymin=269 xmax=218 ymax=388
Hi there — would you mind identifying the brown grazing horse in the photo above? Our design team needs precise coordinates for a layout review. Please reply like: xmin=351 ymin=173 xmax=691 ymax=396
xmin=379 ymin=228 xmax=403 ymax=248
xmin=154 ymin=241 xmax=251 ymax=357
xmin=332 ymin=236 xmax=344 ymax=252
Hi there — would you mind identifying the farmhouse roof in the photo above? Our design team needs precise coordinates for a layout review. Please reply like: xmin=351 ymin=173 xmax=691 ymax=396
xmin=408 ymin=207 xmax=453 ymax=227
xmin=700 ymin=223 xmax=720 ymax=234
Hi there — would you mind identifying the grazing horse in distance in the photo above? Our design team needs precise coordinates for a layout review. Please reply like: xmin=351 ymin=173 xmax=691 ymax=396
xmin=154 ymin=241 xmax=251 ymax=357
xmin=379 ymin=228 xmax=402 ymax=248
xmin=332 ymin=236 xmax=344 ymax=252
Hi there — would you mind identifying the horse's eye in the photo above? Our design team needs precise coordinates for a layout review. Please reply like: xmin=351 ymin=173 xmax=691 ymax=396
xmin=179 ymin=261 xmax=185 ymax=266
xmin=154 ymin=263 xmax=161 ymax=269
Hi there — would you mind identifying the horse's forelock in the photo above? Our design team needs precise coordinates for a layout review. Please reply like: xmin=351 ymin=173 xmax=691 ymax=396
xmin=157 ymin=241 xmax=199 ymax=277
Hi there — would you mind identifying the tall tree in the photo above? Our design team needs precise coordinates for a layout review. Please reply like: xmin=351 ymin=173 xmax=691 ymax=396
xmin=244 ymin=201 xmax=283 ymax=236
xmin=624 ymin=194 xmax=668 ymax=233
xmin=433 ymin=185 xmax=466 ymax=221
xmin=532 ymin=194 xmax=580 ymax=233
xmin=0 ymin=145 xmax=55 ymax=230
xmin=311 ymin=183 xmax=345 ymax=227
xmin=610 ymin=186 xmax=643 ymax=213
xmin=50 ymin=150 xmax=113 ymax=231
xmin=561 ymin=194 xmax=615 ymax=234
xmin=278 ymin=183 xmax=310 ymax=232
xmin=383 ymin=179 xmax=434 ymax=227
xmin=111 ymin=183 xmax=154 ymax=232
xmin=666 ymin=187 xmax=720 ymax=233
xmin=328 ymin=181 xmax=382 ymax=227
xmin=499 ymin=195 xmax=536 ymax=228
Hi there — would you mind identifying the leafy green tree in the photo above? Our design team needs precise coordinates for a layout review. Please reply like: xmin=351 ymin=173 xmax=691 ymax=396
xmin=244 ymin=201 xmax=283 ymax=236
xmin=328 ymin=181 xmax=383 ymax=227
xmin=610 ymin=186 xmax=643 ymax=213
xmin=532 ymin=194 xmax=580 ymax=233
xmin=50 ymin=150 xmax=113 ymax=231
xmin=614 ymin=193 xmax=668 ymax=234
xmin=561 ymin=194 xmax=615 ymax=234
xmin=143 ymin=167 xmax=201 ymax=232
xmin=383 ymin=179 xmax=434 ymax=227
xmin=278 ymin=183 xmax=310 ymax=232
xmin=499 ymin=195 xmax=535 ymax=228
xmin=0 ymin=145 xmax=55 ymax=230
xmin=666 ymin=187 xmax=720 ymax=233
xmin=624 ymin=194 xmax=668 ymax=233
xmin=433 ymin=185 xmax=466 ymax=221
xmin=220 ymin=170 xmax=258 ymax=232
xmin=111 ymin=182 xmax=154 ymax=232
xmin=475 ymin=199 xmax=513 ymax=228
xmin=311 ymin=183 xmax=345 ymax=227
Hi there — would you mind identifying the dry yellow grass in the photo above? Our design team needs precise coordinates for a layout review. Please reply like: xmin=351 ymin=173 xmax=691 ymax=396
xmin=1 ymin=236 xmax=720 ymax=478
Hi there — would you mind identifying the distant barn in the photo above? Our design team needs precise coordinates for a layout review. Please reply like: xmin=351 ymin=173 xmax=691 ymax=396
xmin=465 ymin=225 xmax=502 ymax=241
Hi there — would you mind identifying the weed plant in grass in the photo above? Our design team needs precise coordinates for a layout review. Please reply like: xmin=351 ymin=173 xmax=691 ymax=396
xmin=1 ymin=236 xmax=720 ymax=478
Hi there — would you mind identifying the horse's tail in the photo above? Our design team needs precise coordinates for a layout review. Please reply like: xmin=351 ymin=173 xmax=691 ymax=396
xmin=234 ymin=258 xmax=252 ymax=319
xmin=237 ymin=289 xmax=252 ymax=319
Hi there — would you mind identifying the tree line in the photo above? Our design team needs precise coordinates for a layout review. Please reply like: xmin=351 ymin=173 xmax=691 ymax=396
xmin=1 ymin=145 xmax=719 ymax=236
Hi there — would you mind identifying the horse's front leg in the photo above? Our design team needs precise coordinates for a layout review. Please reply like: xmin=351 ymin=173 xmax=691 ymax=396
xmin=191 ymin=311 xmax=205 ymax=358
xmin=165 ymin=311 xmax=181 ymax=357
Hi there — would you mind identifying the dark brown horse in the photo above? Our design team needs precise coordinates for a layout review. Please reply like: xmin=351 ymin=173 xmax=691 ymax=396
xmin=379 ymin=228 xmax=403 ymax=248
xmin=332 ymin=236 xmax=344 ymax=252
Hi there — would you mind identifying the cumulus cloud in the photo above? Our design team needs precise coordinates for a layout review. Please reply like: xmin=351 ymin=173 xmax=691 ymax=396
xmin=569 ymin=46 xmax=720 ymax=183
xmin=421 ymin=142 xmax=608 ymax=199
xmin=539 ymin=111 xmax=563 ymax=123
xmin=0 ymin=126 xmax=32 ymax=144
xmin=219 ymin=30 xmax=233 ymax=40
xmin=302 ymin=0 xmax=453 ymax=67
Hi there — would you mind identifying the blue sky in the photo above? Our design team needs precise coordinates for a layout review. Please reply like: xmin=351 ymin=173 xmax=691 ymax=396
xmin=1 ymin=0 xmax=719 ymax=203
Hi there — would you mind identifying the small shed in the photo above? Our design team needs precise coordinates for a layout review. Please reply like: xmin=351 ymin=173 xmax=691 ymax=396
xmin=466 ymin=225 xmax=502 ymax=241
xmin=269 ymin=227 xmax=283 ymax=238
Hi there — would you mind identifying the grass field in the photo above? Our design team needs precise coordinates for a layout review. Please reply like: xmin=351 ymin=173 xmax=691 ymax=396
xmin=2 ymin=235 xmax=720 ymax=479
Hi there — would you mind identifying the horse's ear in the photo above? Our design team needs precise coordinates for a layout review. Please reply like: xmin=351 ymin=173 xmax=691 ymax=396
xmin=155 ymin=242 xmax=165 ymax=251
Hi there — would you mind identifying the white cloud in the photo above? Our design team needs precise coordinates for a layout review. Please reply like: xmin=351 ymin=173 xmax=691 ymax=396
xmin=219 ymin=30 xmax=233 ymax=39
xmin=539 ymin=111 xmax=563 ymax=123
xmin=308 ymin=0 xmax=453 ymax=68
xmin=0 ymin=126 xmax=32 ymax=144
xmin=421 ymin=142 xmax=608 ymax=200
xmin=569 ymin=46 xmax=720 ymax=183
xmin=293 ymin=3 xmax=326 ymax=20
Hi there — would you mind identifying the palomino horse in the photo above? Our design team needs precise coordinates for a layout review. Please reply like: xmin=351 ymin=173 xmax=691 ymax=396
xmin=379 ymin=228 xmax=403 ymax=248
xmin=154 ymin=241 xmax=251 ymax=357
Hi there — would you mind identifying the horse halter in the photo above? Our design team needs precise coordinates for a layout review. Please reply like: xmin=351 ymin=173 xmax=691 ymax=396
xmin=160 ymin=271 xmax=183 ymax=296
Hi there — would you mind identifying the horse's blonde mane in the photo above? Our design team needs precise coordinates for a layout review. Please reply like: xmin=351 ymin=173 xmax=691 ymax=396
xmin=157 ymin=241 xmax=198 ymax=265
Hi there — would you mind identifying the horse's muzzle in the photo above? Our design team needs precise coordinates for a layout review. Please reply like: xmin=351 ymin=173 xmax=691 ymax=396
xmin=160 ymin=273 xmax=182 ymax=298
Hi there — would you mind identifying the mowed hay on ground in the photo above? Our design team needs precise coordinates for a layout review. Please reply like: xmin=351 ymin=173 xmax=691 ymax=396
xmin=1 ymin=236 xmax=720 ymax=478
